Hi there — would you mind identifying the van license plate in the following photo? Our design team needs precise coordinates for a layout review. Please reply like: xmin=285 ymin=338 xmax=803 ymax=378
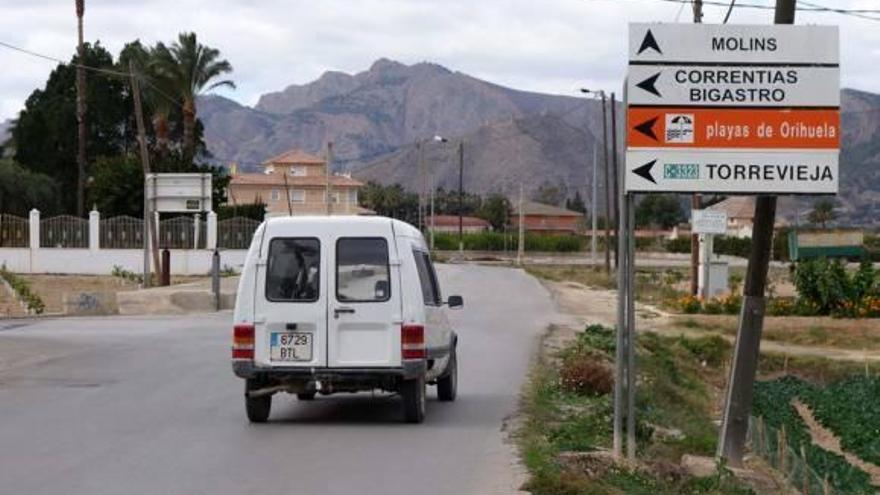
xmin=270 ymin=332 xmax=312 ymax=362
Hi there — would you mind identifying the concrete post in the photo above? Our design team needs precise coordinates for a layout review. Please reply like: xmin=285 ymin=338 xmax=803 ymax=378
xmin=89 ymin=209 xmax=100 ymax=252
xmin=29 ymin=209 xmax=40 ymax=249
xmin=193 ymin=213 xmax=201 ymax=250
xmin=206 ymin=211 xmax=217 ymax=250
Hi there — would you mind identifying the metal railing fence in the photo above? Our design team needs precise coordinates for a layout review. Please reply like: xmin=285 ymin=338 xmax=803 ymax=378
xmin=218 ymin=217 xmax=259 ymax=249
xmin=100 ymin=215 xmax=145 ymax=249
xmin=40 ymin=215 xmax=88 ymax=248
xmin=0 ymin=214 xmax=29 ymax=248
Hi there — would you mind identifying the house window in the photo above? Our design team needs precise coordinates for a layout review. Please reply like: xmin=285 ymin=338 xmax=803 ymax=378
xmin=347 ymin=189 xmax=358 ymax=204
xmin=289 ymin=166 xmax=306 ymax=177
xmin=290 ymin=189 xmax=305 ymax=203
xmin=271 ymin=189 xmax=280 ymax=202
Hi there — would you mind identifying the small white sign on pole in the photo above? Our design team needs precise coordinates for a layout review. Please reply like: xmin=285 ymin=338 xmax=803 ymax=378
xmin=146 ymin=173 xmax=212 ymax=213
xmin=692 ymin=209 xmax=728 ymax=235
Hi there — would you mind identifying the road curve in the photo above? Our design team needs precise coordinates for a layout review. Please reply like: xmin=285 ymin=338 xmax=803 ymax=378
xmin=0 ymin=264 xmax=560 ymax=495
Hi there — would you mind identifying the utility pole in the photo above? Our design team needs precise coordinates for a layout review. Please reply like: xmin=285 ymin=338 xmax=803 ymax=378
xmin=609 ymin=92 xmax=620 ymax=270
xmin=326 ymin=141 xmax=333 ymax=215
xmin=458 ymin=140 xmax=464 ymax=253
xmin=517 ymin=183 xmax=525 ymax=265
xmin=75 ymin=0 xmax=86 ymax=218
xmin=417 ymin=141 xmax=425 ymax=231
xmin=591 ymin=146 xmax=598 ymax=266
xmin=690 ymin=0 xmax=704 ymax=296
xmin=601 ymin=93 xmax=611 ymax=274
xmin=717 ymin=0 xmax=794 ymax=467
xmin=429 ymin=171 xmax=435 ymax=250
xmin=692 ymin=0 xmax=704 ymax=23
xmin=130 ymin=62 xmax=160 ymax=287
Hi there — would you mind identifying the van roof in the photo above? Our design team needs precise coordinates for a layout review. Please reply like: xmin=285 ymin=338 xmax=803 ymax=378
xmin=263 ymin=215 xmax=423 ymax=240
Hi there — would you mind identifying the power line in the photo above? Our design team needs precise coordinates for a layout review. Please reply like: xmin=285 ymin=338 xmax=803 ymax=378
xmin=589 ymin=0 xmax=880 ymax=21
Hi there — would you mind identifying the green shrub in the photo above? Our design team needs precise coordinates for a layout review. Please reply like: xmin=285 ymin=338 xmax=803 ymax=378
xmin=793 ymin=258 xmax=878 ymax=316
xmin=665 ymin=237 xmax=691 ymax=253
xmin=432 ymin=231 xmax=583 ymax=252
xmin=714 ymin=236 xmax=752 ymax=258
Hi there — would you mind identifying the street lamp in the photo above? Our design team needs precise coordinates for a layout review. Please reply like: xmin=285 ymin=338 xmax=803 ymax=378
xmin=429 ymin=136 xmax=449 ymax=250
xmin=580 ymin=88 xmax=610 ymax=273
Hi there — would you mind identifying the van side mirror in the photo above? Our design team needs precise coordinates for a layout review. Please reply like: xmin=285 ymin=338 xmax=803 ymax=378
xmin=447 ymin=295 xmax=464 ymax=309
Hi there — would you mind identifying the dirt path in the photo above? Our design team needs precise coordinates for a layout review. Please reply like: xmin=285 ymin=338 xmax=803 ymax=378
xmin=792 ymin=400 xmax=880 ymax=485
xmin=540 ymin=279 xmax=880 ymax=363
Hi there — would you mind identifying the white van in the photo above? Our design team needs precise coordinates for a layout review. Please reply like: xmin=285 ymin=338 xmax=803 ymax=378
xmin=231 ymin=216 xmax=462 ymax=423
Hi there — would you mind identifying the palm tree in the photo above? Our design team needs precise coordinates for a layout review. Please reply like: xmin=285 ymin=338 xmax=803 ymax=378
xmin=808 ymin=199 xmax=837 ymax=229
xmin=75 ymin=0 xmax=86 ymax=216
xmin=153 ymin=32 xmax=234 ymax=161
xmin=119 ymin=41 xmax=173 ymax=158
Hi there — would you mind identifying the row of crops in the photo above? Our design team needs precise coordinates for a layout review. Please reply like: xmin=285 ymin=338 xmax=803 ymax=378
xmin=752 ymin=376 xmax=880 ymax=494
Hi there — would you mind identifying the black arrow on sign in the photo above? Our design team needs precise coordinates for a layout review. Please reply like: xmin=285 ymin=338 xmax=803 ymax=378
xmin=637 ymin=29 xmax=662 ymax=55
xmin=636 ymin=72 xmax=662 ymax=97
xmin=633 ymin=160 xmax=657 ymax=184
xmin=634 ymin=116 xmax=659 ymax=141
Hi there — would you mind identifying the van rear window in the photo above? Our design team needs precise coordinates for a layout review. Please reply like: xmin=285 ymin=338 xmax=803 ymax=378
xmin=336 ymin=238 xmax=390 ymax=302
xmin=265 ymin=238 xmax=320 ymax=302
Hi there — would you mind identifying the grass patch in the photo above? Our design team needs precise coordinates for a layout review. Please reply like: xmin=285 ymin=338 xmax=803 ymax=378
xmin=518 ymin=324 xmax=754 ymax=494
xmin=526 ymin=265 xmax=617 ymax=290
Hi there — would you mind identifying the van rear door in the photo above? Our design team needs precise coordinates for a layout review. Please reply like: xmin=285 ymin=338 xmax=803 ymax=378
xmin=253 ymin=235 xmax=327 ymax=368
xmin=327 ymin=224 xmax=402 ymax=368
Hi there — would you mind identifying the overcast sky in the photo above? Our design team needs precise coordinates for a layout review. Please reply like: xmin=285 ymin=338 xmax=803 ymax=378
xmin=1 ymin=0 xmax=879 ymax=122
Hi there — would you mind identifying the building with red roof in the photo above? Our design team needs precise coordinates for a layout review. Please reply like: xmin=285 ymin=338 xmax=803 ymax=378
xmin=227 ymin=148 xmax=367 ymax=216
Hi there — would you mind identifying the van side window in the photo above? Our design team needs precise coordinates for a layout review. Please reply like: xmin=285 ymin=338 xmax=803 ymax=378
xmin=336 ymin=238 xmax=391 ymax=302
xmin=413 ymin=250 xmax=441 ymax=306
xmin=265 ymin=238 xmax=320 ymax=302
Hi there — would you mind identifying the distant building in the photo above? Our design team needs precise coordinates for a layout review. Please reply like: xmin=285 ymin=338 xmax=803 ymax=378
xmin=511 ymin=201 xmax=582 ymax=235
xmin=227 ymin=149 xmax=368 ymax=216
xmin=706 ymin=197 xmax=789 ymax=238
xmin=427 ymin=215 xmax=491 ymax=233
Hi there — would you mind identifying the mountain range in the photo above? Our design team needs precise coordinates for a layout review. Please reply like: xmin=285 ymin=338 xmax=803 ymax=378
xmin=198 ymin=59 xmax=880 ymax=224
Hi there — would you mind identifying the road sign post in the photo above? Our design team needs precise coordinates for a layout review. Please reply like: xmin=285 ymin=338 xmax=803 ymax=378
xmin=623 ymin=13 xmax=839 ymax=467
xmin=693 ymin=209 xmax=727 ymax=299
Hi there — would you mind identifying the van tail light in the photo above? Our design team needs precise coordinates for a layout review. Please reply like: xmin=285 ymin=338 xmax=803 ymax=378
xmin=232 ymin=324 xmax=255 ymax=360
xmin=401 ymin=324 xmax=426 ymax=360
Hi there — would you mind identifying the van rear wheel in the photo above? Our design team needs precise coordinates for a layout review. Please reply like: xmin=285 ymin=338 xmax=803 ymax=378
xmin=245 ymin=378 xmax=271 ymax=423
xmin=401 ymin=377 xmax=426 ymax=423
xmin=437 ymin=348 xmax=457 ymax=402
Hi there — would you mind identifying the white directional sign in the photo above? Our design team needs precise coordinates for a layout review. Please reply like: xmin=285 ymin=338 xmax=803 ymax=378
xmin=627 ymin=149 xmax=838 ymax=194
xmin=627 ymin=65 xmax=840 ymax=107
xmin=625 ymin=23 xmax=840 ymax=195
xmin=629 ymin=24 xmax=839 ymax=64
xmin=692 ymin=209 xmax=728 ymax=235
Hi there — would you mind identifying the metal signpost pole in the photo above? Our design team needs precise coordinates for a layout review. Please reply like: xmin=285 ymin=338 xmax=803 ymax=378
xmin=626 ymin=192 xmax=636 ymax=461
xmin=613 ymin=164 xmax=627 ymax=460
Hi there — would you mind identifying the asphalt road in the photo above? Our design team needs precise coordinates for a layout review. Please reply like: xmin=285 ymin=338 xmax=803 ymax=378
xmin=0 ymin=264 xmax=561 ymax=495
